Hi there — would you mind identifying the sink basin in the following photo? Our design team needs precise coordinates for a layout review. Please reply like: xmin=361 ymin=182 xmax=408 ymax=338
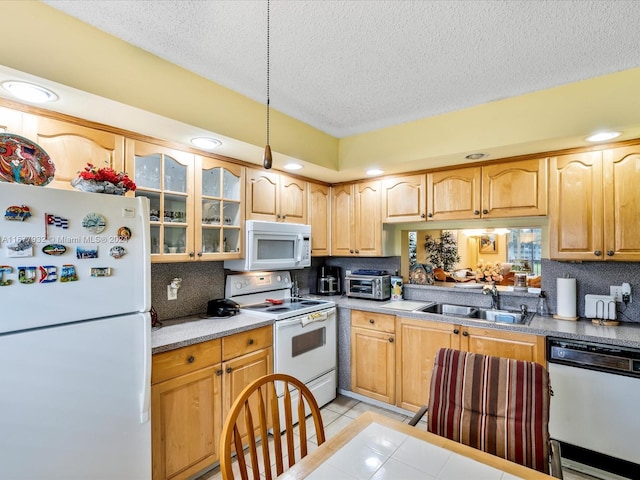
xmin=413 ymin=303 xmax=532 ymax=325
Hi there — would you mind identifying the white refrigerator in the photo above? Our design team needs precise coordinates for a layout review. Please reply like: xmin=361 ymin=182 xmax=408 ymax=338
xmin=0 ymin=182 xmax=152 ymax=480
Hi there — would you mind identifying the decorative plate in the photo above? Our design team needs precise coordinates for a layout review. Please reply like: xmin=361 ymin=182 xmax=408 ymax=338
xmin=0 ymin=133 xmax=55 ymax=186
xmin=82 ymin=212 xmax=106 ymax=233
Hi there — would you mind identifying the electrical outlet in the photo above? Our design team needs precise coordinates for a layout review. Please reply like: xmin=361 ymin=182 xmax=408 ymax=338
xmin=610 ymin=286 xmax=624 ymax=302
xmin=167 ymin=285 xmax=177 ymax=301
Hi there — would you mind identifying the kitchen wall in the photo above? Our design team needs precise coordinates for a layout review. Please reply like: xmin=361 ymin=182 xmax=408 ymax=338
xmin=151 ymin=257 xmax=640 ymax=323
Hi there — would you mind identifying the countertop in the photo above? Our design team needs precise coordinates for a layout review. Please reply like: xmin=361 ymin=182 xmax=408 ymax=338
xmin=152 ymin=313 xmax=273 ymax=354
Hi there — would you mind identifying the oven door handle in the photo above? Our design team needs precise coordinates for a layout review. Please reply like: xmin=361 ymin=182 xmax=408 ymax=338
xmin=276 ymin=308 xmax=336 ymax=328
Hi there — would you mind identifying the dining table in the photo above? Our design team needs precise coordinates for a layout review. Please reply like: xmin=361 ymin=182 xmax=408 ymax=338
xmin=278 ymin=411 xmax=555 ymax=479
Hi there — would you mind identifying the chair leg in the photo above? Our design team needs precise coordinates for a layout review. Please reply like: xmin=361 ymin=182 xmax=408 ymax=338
xmin=408 ymin=405 xmax=428 ymax=427
xmin=550 ymin=439 xmax=564 ymax=479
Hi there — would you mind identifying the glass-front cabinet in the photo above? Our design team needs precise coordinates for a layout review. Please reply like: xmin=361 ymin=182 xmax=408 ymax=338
xmin=195 ymin=156 xmax=243 ymax=260
xmin=126 ymin=139 xmax=194 ymax=262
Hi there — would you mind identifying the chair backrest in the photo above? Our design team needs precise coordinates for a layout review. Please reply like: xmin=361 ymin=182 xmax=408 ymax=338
xmin=427 ymin=348 xmax=551 ymax=474
xmin=220 ymin=373 xmax=326 ymax=480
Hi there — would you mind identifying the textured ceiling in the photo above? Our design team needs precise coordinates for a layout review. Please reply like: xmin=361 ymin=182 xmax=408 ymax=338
xmin=42 ymin=0 xmax=640 ymax=139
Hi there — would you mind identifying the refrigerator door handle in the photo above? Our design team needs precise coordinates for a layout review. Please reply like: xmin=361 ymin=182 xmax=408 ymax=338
xmin=140 ymin=315 xmax=151 ymax=424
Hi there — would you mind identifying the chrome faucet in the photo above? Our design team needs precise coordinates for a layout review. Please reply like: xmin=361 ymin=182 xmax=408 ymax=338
xmin=483 ymin=283 xmax=499 ymax=310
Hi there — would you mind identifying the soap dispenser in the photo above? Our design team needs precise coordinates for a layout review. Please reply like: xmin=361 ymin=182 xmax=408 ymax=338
xmin=537 ymin=291 xmax=549 ymax=316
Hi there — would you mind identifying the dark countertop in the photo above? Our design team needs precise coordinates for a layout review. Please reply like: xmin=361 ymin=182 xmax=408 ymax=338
xmin=333 ymin=296 xmax=640 ymax=349
xmin=152 ymin=313 xmax=274 ymax=354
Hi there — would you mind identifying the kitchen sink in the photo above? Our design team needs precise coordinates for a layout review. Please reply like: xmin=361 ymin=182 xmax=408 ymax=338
xmin=414 ymin=303 xmax=532 ymax=325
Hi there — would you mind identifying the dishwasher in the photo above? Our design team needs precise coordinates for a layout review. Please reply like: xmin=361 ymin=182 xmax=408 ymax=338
xmin=547 ymin=337 xmax=640 ymax=480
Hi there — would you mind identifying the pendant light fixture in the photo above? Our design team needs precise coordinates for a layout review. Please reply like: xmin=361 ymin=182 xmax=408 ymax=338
xmin=263 ymin=0 xmax=272 ymax=169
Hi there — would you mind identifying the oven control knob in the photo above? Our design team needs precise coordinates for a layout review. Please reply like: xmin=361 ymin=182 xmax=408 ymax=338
xmin=276 ymin=275 xmax=282 ymax=282
xmin=235 ymin=282 xmax=243 ymax=289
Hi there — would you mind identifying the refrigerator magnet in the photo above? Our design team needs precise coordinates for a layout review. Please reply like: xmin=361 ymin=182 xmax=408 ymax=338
xmin=90 ymin=267 xmax=112 ymax=277
xmin=39 ymin=265 xmax=57 ymax=283
xmin=81 ymin=213 xmax=106 ymax=234
xmin=4 ymin=205 xmax=31 ymax=221
xmin=6 ymin=238 xmax=33 ymax=257
xmin=109 ymin=246 xmax=126 ymax=259
xmin=42 ymin=244 xmax=67 ymax=256
xmin=76 ymin=247 xmax=98 ymax=259
xmin=17 ymin=266 xmax=36 ymax=284
xmin=0 ymin=265 xmax=12 ymax=286
xmin=60 ymin=264 xmax=78 ymax=282
xmin=117 ymin=226 xmax=132 ymax=241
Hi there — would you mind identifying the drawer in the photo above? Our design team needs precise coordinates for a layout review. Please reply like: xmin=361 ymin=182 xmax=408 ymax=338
xmin=152 ymin=339 xmax=221 ymax=384
xmin=222 ymin=325 xmax=273 ymax=361
xmin=351 ymin=310 xmax=395 ymax=333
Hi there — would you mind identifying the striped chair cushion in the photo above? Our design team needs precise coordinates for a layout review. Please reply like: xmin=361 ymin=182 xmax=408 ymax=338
xmin=427 ymin=348 xmax=551 ymax=474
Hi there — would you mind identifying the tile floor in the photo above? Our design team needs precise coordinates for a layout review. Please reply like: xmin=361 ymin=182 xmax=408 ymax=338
xmin=195 ymin=394 xmax=600 ymax=480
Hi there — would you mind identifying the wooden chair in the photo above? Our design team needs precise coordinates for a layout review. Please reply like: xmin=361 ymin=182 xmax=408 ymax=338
xmin=219 ymin=373 xmax=326 ymax=480
xmin=409 ymin=348 xmax=563 ymax=478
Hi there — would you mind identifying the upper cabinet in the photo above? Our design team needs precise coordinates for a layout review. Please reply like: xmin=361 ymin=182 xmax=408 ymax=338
xmin=332 ymin=180 xmax=382 ymax=256
xmin=22 ymin=114 xmax=125 ymax=191
xmin=382 ymin=174 xmax=427 ymax=223
xmin=308 ymin=181 xmax=331 ymax=256
xmin=0 ymin=106 xmax=24 ymax=134
xmin=245 ymin=169 xmax=307 ymax=223
xmin=550 ymin=146 xmax=640 ymax=261
xmin=423 ymin=158 xmax=548 ymax=221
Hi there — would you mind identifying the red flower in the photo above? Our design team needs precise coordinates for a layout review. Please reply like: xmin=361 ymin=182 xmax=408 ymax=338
xmin=77 ymin=162 xmax=136 ymax=192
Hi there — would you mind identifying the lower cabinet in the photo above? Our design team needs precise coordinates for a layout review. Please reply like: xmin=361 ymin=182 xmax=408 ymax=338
xmin=354 ymin=313 xmax=546 ymax=413
xmin=151 ymin=325 xmax=273 ymax=480
xmin=350 ymin=310 xmax=396 ymax=404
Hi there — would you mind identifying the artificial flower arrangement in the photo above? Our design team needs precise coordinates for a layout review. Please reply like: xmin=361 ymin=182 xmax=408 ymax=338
xmin=72 ymin=162 xmax=136 ymax=194
xmin=475 ymin=261 xmax=503 ymax=283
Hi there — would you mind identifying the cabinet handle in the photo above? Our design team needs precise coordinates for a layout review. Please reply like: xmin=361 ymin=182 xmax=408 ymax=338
xmin=607 ymin=250 xmax=614 ymax=257
xmin=482 ymin=209 xmax=488 ymax=215
xmin=282 ymin=215 xmax=286 ymax=220
xmin=427 ymin=213 xmax=433 ymax=218
xmin=369 ymin=319 xmax=375 ymax=324
xmin=420 ymin=213 xmax=425 ymax=218
xmin=350 ymin=249 xmax=354 ymax=254
xmin=462 ymin=331 xmax=469 ymax=337
xmin=474 ymin=210 xmax=480 ymax=215
xmin=453 ymin=328 xmax=459 ymax=334
xmin=355 ymin=249 xmax=360 ymax=254
xmin=216 ymin=369 xmax=223 ymax=376
xmin=277 ymin=214 xmax=281 ymax=219
xmin=197 ymin=251 xmax=203 ymax=257
xmin=388 ymin=337 xmax=394 ymax=343
xmin=248 ymin=338 xmax=254 ymax=345
xmin=226 ymin=367 xmax=233 ymax=374
xmin=189 ymin=251 xmax=195 ymax=257
xmin=594 ymin=250 xmax=602 ymax=256
xmin=187 ymin=356 xmax=195 ymax=363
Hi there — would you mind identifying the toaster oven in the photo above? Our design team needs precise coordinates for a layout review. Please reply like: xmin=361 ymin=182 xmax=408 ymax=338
xmin=345 ymin=273 xmax=391 ymax=300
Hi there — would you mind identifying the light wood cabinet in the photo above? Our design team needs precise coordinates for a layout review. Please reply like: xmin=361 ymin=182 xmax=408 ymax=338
xmin=151 ymin=325 xmax=272 ymax=480
xmin=350 ymin=310 xmax=395 ymax=404
xmin=425 ymin=159 xmax=547 ymax=220
xmin=245 ymin=168 xmax=307 ymax=223
xmin=0 ymin=106 xmax=24 ymax=134
xmin=308 ymin=182 xmax=331 ymax=256
xmin=394 ymin=316 xmax=545 ymax=412
xmin=550 ymin=146 xmax=640 ymax=261
xmin=382 ymin=174 xmax=426 ymax=222
xmin=332 ymin=180 xmax=382 ymax=256
xmin=22 ymin=114 xmax=125 ymax=191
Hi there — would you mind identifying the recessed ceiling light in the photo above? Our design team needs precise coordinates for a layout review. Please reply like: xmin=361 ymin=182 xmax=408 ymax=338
xmin=283 ymin=163 xmax=302 ymax=171
xmin=191 ymin=137 xmax=222 ymax=149
xmin=585 ymin=131 xmax=621 ymax=142
xmin=366 ymin=168 xmax=384 ymax=176
xmin=2 ymin=81 xmax=58 ymax=103
xmin=465 ymin=153 xmax=488 ymax=160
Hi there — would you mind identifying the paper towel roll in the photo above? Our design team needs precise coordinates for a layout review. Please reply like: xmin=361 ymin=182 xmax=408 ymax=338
xmin=556 ymin=277 xmax=577 ymax=318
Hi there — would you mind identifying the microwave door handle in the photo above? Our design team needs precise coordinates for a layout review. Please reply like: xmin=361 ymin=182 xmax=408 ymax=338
xmin=295 ymin=233 xmax=304 ymax=262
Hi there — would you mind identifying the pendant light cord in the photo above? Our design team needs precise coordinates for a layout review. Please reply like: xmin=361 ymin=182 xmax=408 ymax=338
xmin=266 ymin=0 xmax=270 ymax=146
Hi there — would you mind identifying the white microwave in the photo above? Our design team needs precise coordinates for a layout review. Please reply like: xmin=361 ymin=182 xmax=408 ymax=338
xmin=224 ymin=220 xmax=311 ymax=271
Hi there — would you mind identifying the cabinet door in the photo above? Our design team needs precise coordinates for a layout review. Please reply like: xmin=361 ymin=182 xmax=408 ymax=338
xmin=549 ymin=152 xmax=604 ymax=260
xmin=196 ymin=157 xmax=244 ymax=259
xmin=382 ymin=174 xmax=426 ymax=223
xmin=331 ymin=184 xmax=354 ymax=256
xmin=245 ymin=169 xmax=279 ymax=221
xmin=280 ymin=174 xmax=308 ymax=223
xmin=427 ymin=167 xmax=481 ymax=220
xmin=23 ymin=115 xmax=124 ymax=191
xmin=126 ymin=139 xmax=195 ymax=262
xmin=351 ymin=327 xmax=395 ymax=404
xmin=0 ymin=106 xmax=23 ymax=134
xmin=603 ymin=146 xmax=640 ymax=261
xmin=152 ymin=365 xmax=222 ymax=480
xmin=461 ymin=327 xmax=546 ymax=366
xmin=396 ymin=318 xmax=460 ymax=412
xmin=481 ymin=158 xmax=547 ymax=218
xmin=309 ymin=182 xmax=331 ymax=256
xmin=354 ymin=180 xmax=382 ymax=256
xmin=222 ymin=347 xmax=273 ymax=442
